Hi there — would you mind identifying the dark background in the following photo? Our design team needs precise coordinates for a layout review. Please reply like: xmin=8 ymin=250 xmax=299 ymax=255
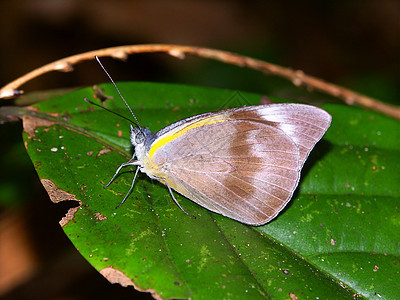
xmin=0 ymin=1 xmax=398 ymax=299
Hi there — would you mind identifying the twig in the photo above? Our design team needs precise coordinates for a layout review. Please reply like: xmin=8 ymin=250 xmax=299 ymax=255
xmin=1 ymin=44 xmax=399 ymax=120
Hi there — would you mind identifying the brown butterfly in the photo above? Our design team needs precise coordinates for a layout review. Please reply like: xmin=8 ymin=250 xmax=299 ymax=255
xmin=93 ymin=56 xmax=332 ymax=225
xmin=106 ymin=103 xmax=331 ymax=225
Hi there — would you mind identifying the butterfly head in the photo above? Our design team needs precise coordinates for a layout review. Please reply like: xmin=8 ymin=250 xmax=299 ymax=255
xmin=130 ymin=124 xmax=157 ymax=163
xmin=130 ymin=124 xmax=146 ymax=146
xmin=130 ymin=124 xmax=156 ymax=145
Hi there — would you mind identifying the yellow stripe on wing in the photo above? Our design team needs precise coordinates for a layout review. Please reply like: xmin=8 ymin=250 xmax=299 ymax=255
xmin=148 ymin=114 xmax=228 ymax=167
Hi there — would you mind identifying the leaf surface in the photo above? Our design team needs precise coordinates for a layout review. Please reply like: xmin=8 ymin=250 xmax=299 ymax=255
xmin=22 ymin=82 xmax=400 ymax=299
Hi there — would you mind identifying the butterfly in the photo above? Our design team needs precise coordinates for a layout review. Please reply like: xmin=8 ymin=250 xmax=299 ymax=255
xmin=90 ymin=57 xmax=332 ymax=226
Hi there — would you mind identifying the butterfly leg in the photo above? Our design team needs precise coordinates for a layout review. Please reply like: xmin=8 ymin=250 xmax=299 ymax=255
xmin=104 ymin=157 xmax=140 ymax=188
xmin=115 ymin=166 xmax=140 ymax=209
xmin=158 ymin=177 xmax=196 ymax=219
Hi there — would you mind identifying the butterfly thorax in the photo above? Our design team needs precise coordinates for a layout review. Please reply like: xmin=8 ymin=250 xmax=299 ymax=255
xmin=130 ymin=124 xmax=162 ymax=179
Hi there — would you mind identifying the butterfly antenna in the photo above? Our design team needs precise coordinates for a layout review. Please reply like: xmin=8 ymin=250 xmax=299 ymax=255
xmin=95 ymin=56 xmax=141 ymax=127
xmin=84 ymin=98 xmax=135 ymax=124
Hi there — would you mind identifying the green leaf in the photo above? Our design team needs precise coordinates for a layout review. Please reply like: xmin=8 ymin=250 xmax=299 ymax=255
xmin=22 ymin=82 xmax=400 ymax=299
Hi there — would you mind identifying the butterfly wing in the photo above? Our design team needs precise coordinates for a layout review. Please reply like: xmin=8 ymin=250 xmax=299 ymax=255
xmin=149 ymin=104 xmax=331 ymax=225
xmin=228 ymin=103 xmax=332 ymax=166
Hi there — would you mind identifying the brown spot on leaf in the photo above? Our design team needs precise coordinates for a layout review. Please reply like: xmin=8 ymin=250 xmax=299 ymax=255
xmin=27 ymin=106 xmax=59 ymax=117
xmin=289 ymin=292 xmax=298 ymax=300
xmin=60 ymin=206 xmax=80 ymax=227
xmin=94 ymin=212 xmax=107 ymax=221
xmin=100 ymin=267 xmax=162 ymax=300
xmin=41 ymin=179 xmax=78 ymax=203
xmin=41 ymin=179 xmax=82 ymax=227
xmin=97 ymin=148 xmax=112 ymax=157
xmin=22 ymin=115 xmax=56 ymax=138
xmin=92 ymin=85 xmax=113 ymax=103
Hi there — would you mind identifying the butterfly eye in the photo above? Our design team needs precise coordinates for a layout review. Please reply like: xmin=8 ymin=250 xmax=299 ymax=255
xmin=135 ymin=132 xmax=145 ymax=144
